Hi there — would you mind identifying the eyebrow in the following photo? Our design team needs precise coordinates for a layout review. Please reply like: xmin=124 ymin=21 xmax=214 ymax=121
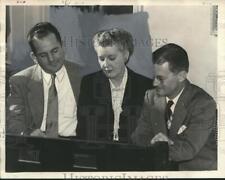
xmin=52 ymin=47 xmax=59 ymax=51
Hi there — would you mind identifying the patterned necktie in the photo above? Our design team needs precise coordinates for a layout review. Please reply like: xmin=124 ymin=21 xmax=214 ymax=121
xmin=46 ymin=74 xmax=58 ymax=137
xmin=165 ymin=100 xmax=174 ymax=130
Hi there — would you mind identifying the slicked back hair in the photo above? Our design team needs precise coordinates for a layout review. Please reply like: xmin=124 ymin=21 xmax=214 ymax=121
xmin=27 ymin=22 xmax=62 ymax=54
xmin=153 ymin=43 xmax=189 ymax=73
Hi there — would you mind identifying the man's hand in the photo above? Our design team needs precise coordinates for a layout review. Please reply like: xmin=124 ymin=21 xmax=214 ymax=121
xmin=150 ymin=132 xmax=174 ymax=145
xmin=30 ymin=129 xmax=46 ymax=137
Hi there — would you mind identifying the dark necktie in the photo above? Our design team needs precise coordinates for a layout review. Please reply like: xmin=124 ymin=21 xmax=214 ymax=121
xmin=165 ymin=100 xmax=174 ymax=130
xmin=46 ymin=74 xmax=58 ymax=137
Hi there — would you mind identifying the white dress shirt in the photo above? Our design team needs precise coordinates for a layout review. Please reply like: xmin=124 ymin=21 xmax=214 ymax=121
xmin=109 ymin=67 xmax=128 ymax=141
xmin=40 ymin=65 xmax=77 ymax=136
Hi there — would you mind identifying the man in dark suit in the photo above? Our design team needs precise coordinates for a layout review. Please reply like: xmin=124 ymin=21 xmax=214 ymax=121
xmin=77 ymin=28 xmax=153 ymax=143
xmin=6 ymin=22 xmax=81 ymax=138
xmin=131 ymin=43 xmax=217 ymax=170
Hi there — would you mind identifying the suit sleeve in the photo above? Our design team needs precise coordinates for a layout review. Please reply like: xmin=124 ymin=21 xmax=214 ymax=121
xmin=6 ymin=77 xmax=26 ymax=135
xmin=131 ymin=90 xmax=155 ymax=146
xmin=169 ymin=96 xmax=217 ymax=161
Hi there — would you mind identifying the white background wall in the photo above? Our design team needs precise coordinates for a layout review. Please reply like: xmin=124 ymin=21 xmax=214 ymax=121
xmin=142 ymin=5 xmax=217 ymax=98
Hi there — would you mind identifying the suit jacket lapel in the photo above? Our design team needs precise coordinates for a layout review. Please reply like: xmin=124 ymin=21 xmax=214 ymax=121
xmin=99 ymin=72 xmax=114 ymax=128
xmin=99 ymin=71 xmax=112 ymax=103
xmin=122 ymin=68 xmax=132 ymax=109
xmin=27 ymin=65 xmax=44 ymax=128
xmin=170 ymin=99 xmax=187 ymax=136
xmin=170 ymin=80 xmax=191 ymax=136
xmin=64 ymin=61 xmax=81 ymax=103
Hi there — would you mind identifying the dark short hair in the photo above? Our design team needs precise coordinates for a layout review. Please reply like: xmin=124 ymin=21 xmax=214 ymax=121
xmin=92 ymin=28 xmax=134 ymax=58
xmin=27 ymin=22 xmax=62 ymax=54
xmin=153 ymin=43 xmax=189 ymax=73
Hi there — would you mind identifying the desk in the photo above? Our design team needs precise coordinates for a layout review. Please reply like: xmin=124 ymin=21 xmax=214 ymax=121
xmin=6 ymin=134 xmax=174 ymax=172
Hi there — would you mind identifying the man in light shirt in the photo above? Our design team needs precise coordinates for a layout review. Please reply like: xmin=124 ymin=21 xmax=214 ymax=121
xmin=77 ymin=28 xmax=153 ymax=143
xmin=7 ymin=22 xmax=81 ymax=138
xmin=131 ymin=43 xmax=217 ymax=170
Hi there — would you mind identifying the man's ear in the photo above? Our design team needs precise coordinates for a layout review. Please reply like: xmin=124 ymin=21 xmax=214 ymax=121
xmin=178 ymin=70 xmax=187 ymax=82
xmin=30 ymin=52 xmax=38 ymax=64
xmin=123 ymin=50 xmax=129 ymax=64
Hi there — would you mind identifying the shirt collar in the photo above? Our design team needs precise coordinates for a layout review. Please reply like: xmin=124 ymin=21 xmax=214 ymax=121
xmin=41 ymin=65 xmax=65 ymax=85
xmin=109 ymin=67 xmax=128 ymax=90
xmin=166 ymin=87 xmax=184 ymax=106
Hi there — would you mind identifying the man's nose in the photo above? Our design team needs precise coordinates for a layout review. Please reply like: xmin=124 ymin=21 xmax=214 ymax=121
xmin=48 ymin=53 xmax=54 ymax=62
xmin=102 ymin=59 xmax=109 ymax=67
xmin=153 ymin=78 xmax=160 ymax=87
